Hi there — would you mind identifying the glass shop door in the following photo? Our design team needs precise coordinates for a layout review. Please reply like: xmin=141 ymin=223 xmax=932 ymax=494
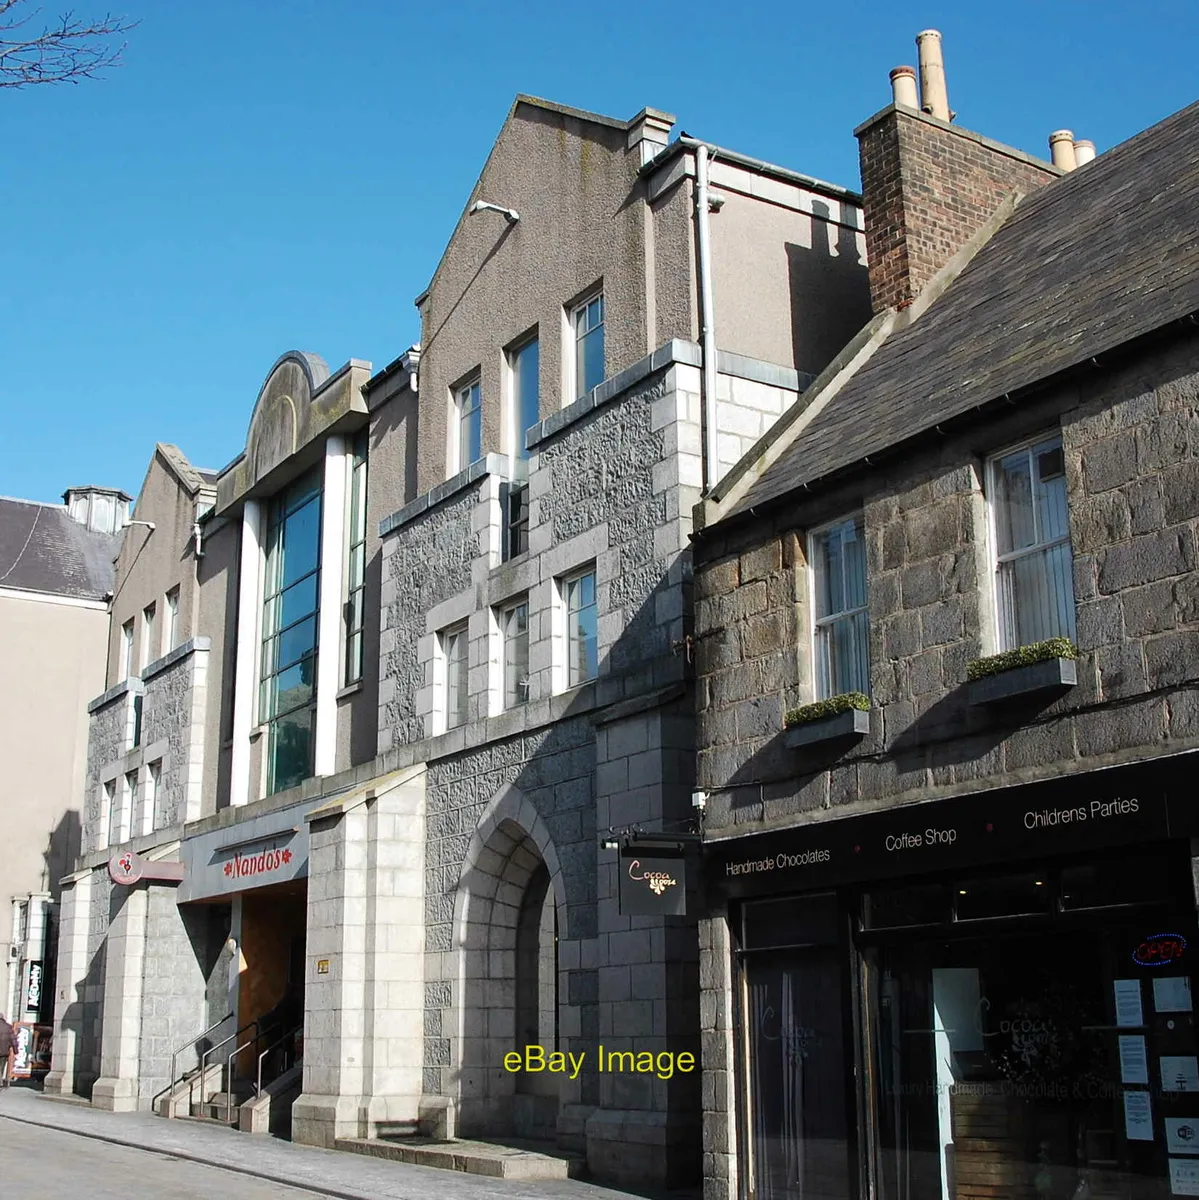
xmin=740 ymin=893 xmax=855 ymax=1200
xmin=860 ymin=855 xmax=1198 ymax=1200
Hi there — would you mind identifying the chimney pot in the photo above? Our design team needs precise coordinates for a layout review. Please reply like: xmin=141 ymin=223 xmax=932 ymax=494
xmin=1049 ymin=130 xmax=1077 ymax=171
xmin=916 ymin=29 xmax=951 ymax=121
xmin=1073 ymin=138 xmax=1096 ymax=166
xmin=890 ymin=66 xmax=919 ymax=109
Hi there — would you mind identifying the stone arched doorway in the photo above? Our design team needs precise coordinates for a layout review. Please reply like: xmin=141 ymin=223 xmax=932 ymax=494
xmin=454 ymin=805 xmax=565 ymax=1142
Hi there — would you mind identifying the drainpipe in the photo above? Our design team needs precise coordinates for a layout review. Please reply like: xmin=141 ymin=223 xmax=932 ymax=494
xmin=695 ymin=144 xmax=719 ymax=491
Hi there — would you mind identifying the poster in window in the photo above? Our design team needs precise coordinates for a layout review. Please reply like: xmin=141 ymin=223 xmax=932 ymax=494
xmin=1170 ymin=1157 xmax=1199 ymax=1195
xmin=1115 ymin=979 xmax=1145 ymax=1027
xmin=1120 ymin=1035 xmax=1150 ymax=1085
xmin=1167 ymin=1119 xmax=1199 ymax=1155
xmin=1156 ymin=977 xmax=1194 ymax=1014
xmin=1163 ymin=1057 xmax=1199 ymax=1093
xmin=1124 ymin=1091 xmax=1154 ymax=1141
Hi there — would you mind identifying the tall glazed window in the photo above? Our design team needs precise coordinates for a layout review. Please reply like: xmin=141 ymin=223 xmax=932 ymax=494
xmin=508 ymin=335 xmax=539 ymax=467
xmin=344 ymin=431 xmax=368 ymax=684
xmin=455 ymin=378 xmax=482 ymax=473
xmin=572 ymin=293 xmax=604 ymax=401
xmin=990 ymin=434 xmax=1076 ymax=648
xmin=810 ymin=515 xmax=869 ymax=699
xmin=260 ymin=470 xmax=322 ymax=794
xmin=564 ymin=569 xmax=597 ymax=687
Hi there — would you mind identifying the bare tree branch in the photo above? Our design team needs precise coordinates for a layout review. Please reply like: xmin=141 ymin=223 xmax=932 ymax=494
xmin=0 ymin=1 xmax=136 ymax=89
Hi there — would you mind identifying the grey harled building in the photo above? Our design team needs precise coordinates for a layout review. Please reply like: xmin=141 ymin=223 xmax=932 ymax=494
xmin=45 ymin=93 xmax=870 ymax=1186
xmin=691 ymin=51 xmax=1199 ymax=1200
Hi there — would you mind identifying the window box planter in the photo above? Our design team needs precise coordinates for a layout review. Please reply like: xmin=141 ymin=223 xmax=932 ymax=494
xmin=784 ymin=693 xmax=871 ymax=748
xmin=966 ymin=638 xmax=1078 ymax=706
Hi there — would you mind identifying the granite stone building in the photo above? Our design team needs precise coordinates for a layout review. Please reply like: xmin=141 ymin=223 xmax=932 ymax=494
xmin=691 ymin=51 xmax=1199 ymax=1200
xmin=0 ymin=485 xmax=127 ymax=1065
xmin=46 ymin=93 xmax=870 ymax=1186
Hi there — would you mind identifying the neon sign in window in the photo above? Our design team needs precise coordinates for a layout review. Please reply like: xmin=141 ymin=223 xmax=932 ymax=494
xmin=1132 ymin=932 xmax=1187 ymax=968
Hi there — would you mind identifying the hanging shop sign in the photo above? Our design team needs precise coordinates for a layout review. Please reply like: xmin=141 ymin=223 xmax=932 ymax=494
xmin=23 ymin=962 xmax=43 ymax=1022
xmin=619 ymin=841 xmax=689 ymax=916
xmin=177 ymin=800 xmax=316 ymax=902
xmin=107 ymin=850 xmax=186 ymax=886
xmin=708 ymin=754 xmax=1197 ymax=901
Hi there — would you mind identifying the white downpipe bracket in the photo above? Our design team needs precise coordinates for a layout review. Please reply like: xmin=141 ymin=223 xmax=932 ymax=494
xmin=229 ymin=500 xmax=262 ymax=808
xmin=695 ymin=144 xmax=719 ymax=492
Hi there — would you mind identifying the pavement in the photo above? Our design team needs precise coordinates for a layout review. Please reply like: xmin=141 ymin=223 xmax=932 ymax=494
xmin=0 ymin=1084 xmax=698 ymax=1200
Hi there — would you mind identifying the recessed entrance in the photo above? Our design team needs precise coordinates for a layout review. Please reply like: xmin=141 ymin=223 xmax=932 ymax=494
xmin=458 ymin=817 xmax=562 ymax=1141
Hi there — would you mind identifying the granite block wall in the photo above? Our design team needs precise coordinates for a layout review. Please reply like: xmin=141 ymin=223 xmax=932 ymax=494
xmin=83 ymin=688 xmax=135 ymax=851
xmin=696 ymin=334 xmax=1199 ymax=832
xmin=140 ymin=640 xmax=209 ymax=829
xmin=136 ymin=888 xmax=213 ymax=1109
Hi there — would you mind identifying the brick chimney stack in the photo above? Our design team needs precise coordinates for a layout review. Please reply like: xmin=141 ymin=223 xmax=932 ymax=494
xmin=856 ymin=30 xmax=1062 ymax=313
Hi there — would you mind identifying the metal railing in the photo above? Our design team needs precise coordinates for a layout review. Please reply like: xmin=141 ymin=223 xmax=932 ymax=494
xmin=157 ymin=1011 xmax=302 ymax=1124
xmin=158 ymin=1012 xmax=234 ymax=1118
xmin=255 ymin=1023 xmax=303 ymax=1099
xmin=221 ymin=1018 xmax=299 ymax=1125
xmin=197 ymin=1018 xmax=261 ymax=1121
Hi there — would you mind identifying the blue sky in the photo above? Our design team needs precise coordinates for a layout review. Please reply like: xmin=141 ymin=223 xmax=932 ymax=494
xmin=3 ymin=0 xmax=1197 ymax=504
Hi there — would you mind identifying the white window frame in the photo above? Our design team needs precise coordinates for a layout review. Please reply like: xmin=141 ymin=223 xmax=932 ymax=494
xmin=505 ymin=333 xmax=540 ymax=469
xmin=165 ymin=586 xmax=180 ymax=651
xmin=452 ymin=377 xmax=482 ymax=475
xmin=986 ymin=432 xmax=1076 ymax=652
xmin=121 ymin=619 xmax=135 ymax=681
xmin=499 ymin=598 xmax=530 ymax=710
xmin=142 ymin=602 xmax=157 ymax=669
xmin=144 ymin=761 xmax=161 ymax=835
xmin=343 ymin=431 xmax=368 ymax=686
xmin=115 ymin=770 xmax=136 ymax=846
xmin=437 ymin=623 xmax=470 ymax=733
xmin=561 ymin=567 xmax=598 ymax=690
xmin=808 ymin=513 xmax=870 ymax=701
xmin=569 ymin=290 xmax=604 ymax=404
xmin=101 ymin=780 xmax=117 ymax=850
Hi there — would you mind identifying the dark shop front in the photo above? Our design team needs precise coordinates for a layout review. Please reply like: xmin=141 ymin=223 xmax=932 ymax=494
xmin=707 ymin=753 xmax=1199 ymax=1200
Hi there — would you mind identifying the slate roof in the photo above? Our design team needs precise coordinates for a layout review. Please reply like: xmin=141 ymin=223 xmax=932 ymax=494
xmin=0 ymin=498 xmax=121 ymax=601
xmin=730 ymin=99 xmax=1199 ymax=516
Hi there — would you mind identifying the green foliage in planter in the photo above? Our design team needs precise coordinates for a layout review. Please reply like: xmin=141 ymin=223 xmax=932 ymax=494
xmin=784 ymin=692 xmax=871 ymax=728
xmin=966 ymin=637 xmax=1078 ymax=682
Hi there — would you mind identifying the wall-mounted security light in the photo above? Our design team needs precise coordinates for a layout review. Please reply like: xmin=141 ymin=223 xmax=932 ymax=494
xmin=470 ymin=199 xmax=520 ymax=224
xmin=691 ymin=790 xmax=708 ymax=811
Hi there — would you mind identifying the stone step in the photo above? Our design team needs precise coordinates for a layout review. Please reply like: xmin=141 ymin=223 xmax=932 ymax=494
xmin=335 ymin=1136 xmax=586 ymax=1181
xmin=177 ymin=1111 xmax=240 ymax=1129
xmin=189 ymin=1097 xmax=242 ymax=1124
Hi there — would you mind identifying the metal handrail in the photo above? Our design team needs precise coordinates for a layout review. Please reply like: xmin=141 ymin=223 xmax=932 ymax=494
xmin=161 ymin=1012 xmax=233 ymax=1118
xmin=197 ymin=1018 xmax=260 ymax=1120
xmin=255 ymin=1022 xmax=303 ymax=1098
xmin=223 ymin=1021 xmax=278 ymax=1125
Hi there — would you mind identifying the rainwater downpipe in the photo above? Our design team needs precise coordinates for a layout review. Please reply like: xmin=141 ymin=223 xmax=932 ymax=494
xmin=695 ymin=144 xmax=719 ymax=491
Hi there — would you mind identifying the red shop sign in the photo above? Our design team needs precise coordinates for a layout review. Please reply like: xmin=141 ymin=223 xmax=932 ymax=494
xmin=1132 ymin=932 xmax=1188 ymax=968
xmin=222 ymin=846 xmax=293 ymax=880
